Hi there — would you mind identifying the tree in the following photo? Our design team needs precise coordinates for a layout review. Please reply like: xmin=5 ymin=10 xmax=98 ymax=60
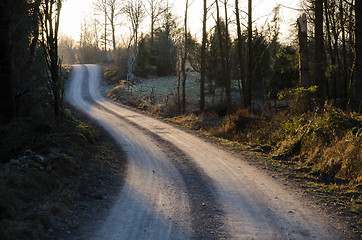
xmin=134 ymin=35 xmax=151 ymax=77
xmin=314 ymin=0 xmax=325 ymax=102
xmin=0 ymin=0 xmax=43 ymax=122
xmin=200 ymin=0 xmax=207 ymax=111
xmin=93 ymin=0 xmax=121 ymax=51
xmin=153 ymin=5 xmax=177 ymax=76
xmin=235 ymin=0 xmax=248 ymax=108
xmin=215 ymin=0 xmax=232 ymax=112
xmin=180 ymin=0 xmax=189 ymax=113
xmin=78 ymin=17 xmax=102 ymax=63
xmin=297 ymin=13 xmax=311 ymax=88
xmin=354 ymin=0 xmax=362 ymax=111
xmin=93 ymin=0 xmax=109 ymax=57
xmin=245 ymin=0 xmax=252 ymax=108
xmin=105 ymin=0 xmax=122 ymax=51
xmin=59 ymin=34 xmax=76 ymax=64
xmin=302 ymin=0 xmax=355 ymax=105
xmin=0 ymin=0 xmax=15 ymax=122
xmin=122 ymin=0 xmax=146 ymax=80
xmin=146 ymin=0 xmax=165 ymax=45
xmin=39 ymin=0 xmax=64 ymax=118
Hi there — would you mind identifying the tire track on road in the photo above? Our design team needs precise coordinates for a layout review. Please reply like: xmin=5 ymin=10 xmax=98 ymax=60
xmin=81 ymin=65 xmax=230 ymax=240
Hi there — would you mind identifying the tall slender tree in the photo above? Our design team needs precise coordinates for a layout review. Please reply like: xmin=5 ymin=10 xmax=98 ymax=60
xmin=235 ymin=0 xmax=248 ymax=107
xmin=354 ymin=0 xmax=362 ymax=111
xmin=107 ymin=0 xmax=122 ymax=51
xmin=122 ymin=0 xmax=145 ymax=80
xmin=200 ymin=0 xmax=207 ymax=111
xmin=297 ymin=13 xmax=311 ymax=88
xmin=181 ymin=0 xmax=189 ymax=113
xmin=245 ymin=0 xmax=252 ymax=108
xmin=314 ymin=0 xmax=325 ymax=102
xmin=215 ymin=0 xmax=232 ymax=112
xmin=223 ymin=0 xmax=232 ymax=111
xmin=146 ymin=0 xmax=165 ymax=45
xmin=0 ymin=0 xmax=15 ymax=122
xmin=93 ymin=0 xmax=109 ymax=56
xmin=39 ymin=0 xmax=64 ymax=118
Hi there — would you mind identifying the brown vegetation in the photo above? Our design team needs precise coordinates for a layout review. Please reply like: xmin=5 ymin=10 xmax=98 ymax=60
xmin=0 ymin=110 xmax=126 ymax=240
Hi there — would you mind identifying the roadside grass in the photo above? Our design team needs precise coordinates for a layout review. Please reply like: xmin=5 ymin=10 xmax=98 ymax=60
xmin=0 ymin=108 xmax=126 ymax=240
xmin=105 ymin=71 xmax=361 ymax=234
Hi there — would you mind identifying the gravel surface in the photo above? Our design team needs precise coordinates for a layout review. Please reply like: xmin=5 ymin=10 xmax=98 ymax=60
xmin=66 ymin=64 xmax=355 ymax=240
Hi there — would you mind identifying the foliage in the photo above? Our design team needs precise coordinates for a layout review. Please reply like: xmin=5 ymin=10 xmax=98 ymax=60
xmin=207 ymin=19 xmax=231 ymax=87
xmin=250 ymin=31 xmax=271 ymax=95
xmin=278 ymin=86 xmax=318 ymax=114
xmin=278 ymin=86 xmax=318 ymax=101
xmin=268 ymin=46 xmax=299 ymax=98
xmin=134 ymin=36 xmax=151 ymax=77
xmin=153 ymin=25 xmax=178 ymax=76
xmin=198 ymin=103 xmax=361 ymax=185
xmin=250 ymin=104 xmax=360 ymax=183
xmin=39 ymin=0 xmax=64 ymax=119
xmin=187 ymin=32 xmax=202 ymax=72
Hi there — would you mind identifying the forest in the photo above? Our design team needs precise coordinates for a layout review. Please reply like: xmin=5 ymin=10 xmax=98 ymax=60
xmin=56 ymin=0 xmax=361 ymax=113
xmin=0 ymin=0 xmax=361 ymax=239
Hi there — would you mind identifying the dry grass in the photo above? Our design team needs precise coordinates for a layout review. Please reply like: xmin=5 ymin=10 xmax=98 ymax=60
xmin=0 ymin=109 xmax=126 ymax=240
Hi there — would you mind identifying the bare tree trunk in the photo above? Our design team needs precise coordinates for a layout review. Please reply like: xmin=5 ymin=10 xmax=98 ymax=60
xmin=104 ymin=8 xmax=107 ymax=58
xmin=20 ymin=0 xmax=41 ymax=85
xmin=323 ymin=0 xmax=333 ymax=99
xmin=200 ymin=0 xmax=207 ymax=112
xmin=245 ymin=0 xmax=252 ymax=108
xmin=109 ymin=2 xmax=118 ymax=51
xmin=340 ymin=0 xmax=348 ymax=100
xmin=235 ymin=0 xmax=247 ymax=107
xmin=315 ymin=0 xmax=325 ymax=102
xmin=0 ymin=0 xmax=15 ymax=122
xmin=39 ymin=0 xmax=64 ymax=119
xmin=147 ymin=0 xmax=165 ymax=46
xmin=181 ymin=0 xmax=188 ymax=114
xmin=223 ymin=0 xmax=232 ymax=112
xmin=355 ymin=0 xmax=362 ymax=111
xmin=215 ymin=0 xmax=232 ymax=112
xmin=298 ymin=14 xmax=311 ymax=88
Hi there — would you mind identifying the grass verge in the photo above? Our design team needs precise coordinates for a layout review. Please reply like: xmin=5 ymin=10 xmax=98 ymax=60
xmin=0 ymin=108 xmax=126 ymax=240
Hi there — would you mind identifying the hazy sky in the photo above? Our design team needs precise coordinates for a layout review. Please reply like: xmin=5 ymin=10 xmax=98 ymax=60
xmin=59 ymin=0 xmax=301 ymax=43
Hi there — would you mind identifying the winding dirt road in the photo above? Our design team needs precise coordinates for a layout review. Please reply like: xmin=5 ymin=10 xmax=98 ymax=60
xmin=66 ymin=64 xmax=348 ymax=240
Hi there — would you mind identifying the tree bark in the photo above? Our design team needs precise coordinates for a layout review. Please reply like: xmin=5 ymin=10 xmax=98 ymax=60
xmin=298 ymin=13 xmax=311 ymax=88
xmin=0 ymin=0 xmax=15 ymax=122
xmin=235 ymin=0 xmax=247 ymax=108
xmin=39 ymin=0 xmax=64 ymax=119
xmin=104 ymin=8 xmax=107 ymax=57
xmin=181 ymin=0 xmax=188 ymax=113
xmin=223 ymin=0 xmax=232 ymax=112
xmin=355 ymin=0 xmax=362 ymax=111
xmin=245 ymin=0 xmax=252 ymax=108
xmin=315 ymin=0 xmax=325 ymax=102
xmin=200 ymin=0 xmax=207 ymax=112
xmin=340 ymin=0 xmax=348 ymax=100
xmin=20 ymin=0 xmax=41 ymax=85
xmin=215 ymin=0 xmax=232 ymax=112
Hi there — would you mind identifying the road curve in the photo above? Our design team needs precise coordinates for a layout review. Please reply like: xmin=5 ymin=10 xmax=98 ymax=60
xmin=66 ymin=64 xmax=346 ymax=240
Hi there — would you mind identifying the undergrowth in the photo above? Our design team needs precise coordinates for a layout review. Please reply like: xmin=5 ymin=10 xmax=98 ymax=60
xmin=0 ymin=109 xmax=124 ymax=240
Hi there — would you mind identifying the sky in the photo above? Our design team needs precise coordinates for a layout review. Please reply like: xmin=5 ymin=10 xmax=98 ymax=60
xmin=59 ymin=0 xmax=302 ymax=43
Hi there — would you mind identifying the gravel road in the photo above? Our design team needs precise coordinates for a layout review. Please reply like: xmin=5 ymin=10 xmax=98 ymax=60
xmin=66 ymin=64 xmax=348 ymax=240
